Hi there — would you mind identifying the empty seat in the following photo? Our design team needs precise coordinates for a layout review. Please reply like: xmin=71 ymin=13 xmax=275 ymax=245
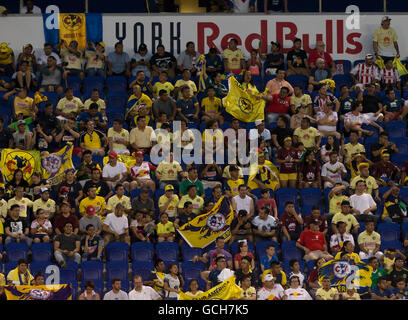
xmin=84 ymin=76 xmax=104 ymax=93
xmin=391 ymin=153 xmax=408 ymax=168
xmin=80 ymin=261 xmax=104 ymax=281
xmin=4 ymin=262 xmax=17 ymax=277
xmin=275 ymin=188 xmax=298 ymax=207
xmin=29 ymin=261 xmax=52 ymax=276
xmin=377 ymin=223 xmax=400 ymax=242
xmin=334 ymin=59 xmax=352 ymax=75
xmin=106 ymin=261 xmax=129 ymax=281
xmin=106 ymin=92 xmax=128 ymax=109
xmin=5 ymin=242 xmax=29 ymax=263
xmin=332 ymin=74 xmax=353 ymax=88
xmin=106 ymin=242 xmax=129 ymax=262
xmin=287 ymin=75 xmax=308 ymax=89
xmin=380 ymin=240 xmax=403 ymax=252
xmin=281 ymin=241 xmax=303 ymax=262
xmin=181 ymin=261 xmax=205 ymax=282
xmin=156 ymin=242 xmax=179 ymax=264
xmin=131 ymin=261 xmax=154 ymax=281
xmin=131 ymin=242 xmax=154 ymax=262
xmin=385 ymin=121 xmax=406 ymax=138
xmin=106 ymin=76 xmax=127 ymax=93
xmin=31 ymin=242 xmax=53 ymax=262
xmin=181 ymin=244 xmax=203 ymax=262
xmin=65 ymin=75 xmax=81 ymax=92
xmin=300 ymin=188 xmax=322 ymax=207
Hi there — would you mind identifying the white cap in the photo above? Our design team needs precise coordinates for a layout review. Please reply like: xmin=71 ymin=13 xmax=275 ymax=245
xmin=382 ymin=16 xmax=391 ymax=22
xmin=255 ymin=119 xmax=263 ymax=126
xmin=365 ymin=53 xmax=374 ymax=59
xmin=264 ymin=274 xmax=274 ymax=282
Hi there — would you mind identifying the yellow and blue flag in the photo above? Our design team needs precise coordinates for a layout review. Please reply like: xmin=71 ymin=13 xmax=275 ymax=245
xmin=43 ymin=13 xmax=103 ymax=50
xmin=41 ymin=143 xmax=75 ymax=185
xmin=178 ymin=196 xmax=234 ymax=249
xmin=4 ymin=284 xmax=72 ymax=300
xmin=179 ymin=275 xmax=241 ymax=300
xmin=196 ymin=54 xmax=207 ymax=92
xmin=318 ymin=258 xmax=373 ymax=295
xmin=0 ymin=149 xmax=41 ymax=184
xmin=222 ymin=76 xmax=266 ymax=122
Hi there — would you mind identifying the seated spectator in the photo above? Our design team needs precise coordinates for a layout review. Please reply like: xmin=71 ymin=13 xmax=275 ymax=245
xmin=290 ymin=85 xmax=313 ymax=116
xmin=232 ymin=185 xmax=255 ymax=218
xmin=77 ymin=103 xmax=107 ymax=132
xmin=129 ymin=116 xmax=156 ymax=154
xmin=360 ymin=83 xmax=384 ymax=122
xmin=131 ymin=187 xmax=155 ymax=217
xmin=202 ymin=68 xmax=228 ymax=99
xmin=84 ymin=42 xmax=106 ymax=78
xmin=307 ymin=257 xmax=326 ymax=298
xmin=83 ymin=89 xmax=106 ymax=116
xmin=296 ymin=219 xmax=333 ymax=262
xmin=290 ymin=105 xmax=315 ymax=130
xmin=130 ymin=210 xmax=148 ymax=242
xmin=37 ymin=42 xmax=61 ymax=71
xmin=39 ymin=56 xmax=63 ymax=94
xmin=129 ymin=275 xmax=162 ymax=300
xmin=235 ymin=256 xmax=258 ymax=288
xmin=344 ymin=102 xmax=382 ymax=138
xmin=321 ymin=152 xmax=348 ymax=189
xmin=370 ymin=131 xmax=398 ymax=163
xmin=382 ymin=88 xmax=408 ymax=122
xmin=58 ymin=40 xmax=84 ymax=80
xmin=329 ymin=221 xmax=355 ymax=255
xmin=234 ymin=240 xmax=256 ymax=270
xmin=83 ymin=168 xmax=113 ymax=201
xmin=246 ymin=49 xmax=261 ymax=76
xmin=102 ymin=203 xmax=130 ymax=246
xmin=288 ymin=262 xmax=306 ymax=290
xmin=316 ymin=102 xmax=340 ymax=139
xmin=55 ymin=118 xmax=81 ymax=156
xmin=299 ymin=150 xmax=321 ymax=188
xmin=341 ymin=130 xmax=366 ymax=167
xmin=81 ymin=224 xmax=103 ymax=261
xmin=381 ymin=247 xmax=407 ymax=273
xmin=54 ymin=201 xmax=79 ymax=235
xmin=12 ymin=119 xmax=33 ymax=150
xmin=163 ymin=263 xmax=184 ymax=300
xmin=56 ymin=169 xmax=83 ymax=212
xmin=293 ymin=117 xmax=321 ymax=152
xmin=222 ymin=38 xmax=246 ymax=75
xmin=231 ymin=209 xmax=253 ymax=243
xmin=106 ymin=183 xmax=132 ymax=216
xmin=155 ymin=152 xmax=184 ymax=190
xmin=279 ymin=201 xmax=303 ymax=242
xmin=128 ymin=70 xmax=151 ymax=96
xmin=54 ymin=222 xmax=81 ymax=267
xmin=286 ymin=38 xmax=309 ymax=77
xmin=201 ymin=86 xmax=223 ymax=124
xmin=260 ymin=245 xmax=279 ymax=273
xmin=79 ymin=186 xmax=107 ymax=222
xmin=7 ymin=185 xmax=32 ymax=219
xmin=270 ymin=115 xmax=293 ymax=151
xmin=315 ymin=277 xmax=339 ymax=300
xmin=30 ymin=172 xmax=50 ymax=201
xmin=285 ymin=275 xmax=312 ymax=300
xmin=32 ymin=187 xmax=55 ymax=220
xmin=107 ymin=119 xmax=130 ymax=155
xmin=252 ymin=206 xmax=278 ymax=243
xmin=350 ymin=163 xmax=380 ymax=199
xmin=358 ymin=219 xmax=383 ymax=260
xmin=343 ymin=285 xmax=361 ymax=300
xmin=174 ymin=201 xmax=195 ymax=229
xmin=150 ymin=44 xmax=177 ymax=78
xmin=371 ymin=276 xmax=396 ymax=300
xmin=369 ymin=256 xmax=387 ymax=289
xmin=6 ymin=259 xmax=33 ymax=285
xmin=11 ymin=60 xmax=37 ymax=91
xmin=153 ymin=89 xmax=177 ymax=121
xmin=156 ymin=212 xmax=175 ymax=242
xmin=380 ymin=59 xmax=401 ymax=91
xmin=373 ymin=152 xmax=400 ymax=187
xmin=107 ymin=42 xmax=130 ymax=77
xmin=199 ymin=162 xmax=223 ymax=190
xmin=350 ymin=54 xmax=380 ymax=90
xmin=249 ymin=120 xmax=271 ymax=153
xmin=193 ymin=237 xmax=233 ymax=269
xmin=247 ymin=150 xmax=280 ymax=192
xmin=79 ymin=119 xmax=106 ymax=155
xmin=257 ymin=273 xmax=287 ymax=300
xmin=102 ymin=152 xmax=129 ymax=191
xmin=308 ymin=58 xmax=332 ymax=92
xmin=320 ymin=135 xmax=341 ymax=164
xmin=392 ymin=278 xmax=408 ymax=299
xmin=175 ymin=86 xmax=199 ymax=123
xmin=313 ymin=83 xmax=340 ymax=114
xmin=262 ymin=260 xmax=287 ymax=288
xmin=308 ymin=40 xmax=335 ymax=74
xmin=338 ymin=85 xmax=355 ymax=120
xmin=387 ymin=258 xmax=408 ymax=289
xmin=158 ymin=185 xmax=179 ymax=222
xmin=349 ymin=180 xmax=378 ymax=224
xmin=129 ymin=151 xmax=156 ymax=192
xmin=177 ymin=41 xmax=198 ymax=75
xmin=331 ymin=200 xmax=360 ymax=235
xmin=56 ymin=88 xmax=84 ymax=120
xmin=204 ymin=47 xmax=223 ymax=78
xmin=382 ymin=184 xmax=408 ymax=223
xmin=3 ymin=87 xmax=36 ymax=120
xmin=238 ymin=275 xmax=256 ymax=300
xmin=79 ymin=205 xmax=103 ymax=237
xmin=4 ymin=204 xmax=31 ymax=247
xmin=223 ymin=165 xmax=244 ymax=199
xmin=178 ymin=184 xmax=204 ymax=216
xmin=131 ymin=44 xmax=152 ymax=79
xmin=79 ymin=280 xmax=100 ymax=300
xmin=304 ymin=206 xmax=328 ymax=235
xmin=32 ymin=122 xmax=53 ymax=153
xmin=0 ymin=42 xmax=15 ymax=78
xmin=334 ymin=240 xmax=361 ymax=262
xmin=202 ymin=120 xmax=224 ymax=159
xmin=104 ymin=279 xmax=129 ymax=300
xmin=179 ymin=166 xmax=204 ymax=197
xmin=263 ymin=86 xmax=291 ymax=125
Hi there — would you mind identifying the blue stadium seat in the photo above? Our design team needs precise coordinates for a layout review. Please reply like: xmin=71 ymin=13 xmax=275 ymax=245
xmin=230 ymin=241 xmax=254 ymax=257
xmin=306 ymin=260 xmax=316 ymax=274
xmin=390 ymin=137 xmax=408 ymax=154
xmin=385 ymin=121 xmax=406 ymax=138
xmin=106 ymin=261 xmax=129 ymax=281
xmin=287 ymin=75 xmax=308 ymax=89
xmin=378 ymin=187 xmax=391 ymax=200
xmin=334 ymin=59 xmax=352 ymax=75
xmin=300 ymin=188 xmax=322 ymax=207
xmin=275 ymin=188 xmax=298 ymax=207
xmin=106 ymin=92 xmax=128 ymax=109
xmin=5 ymin=242 xmax=29 ymax=263
xmin=80 ymin=279 xmax=104 ymax=297
xmin=255 ymin=241 xmax=279 ymax=260
xmin=197 ymin=278 xmax=207 ymax=291
xmin=130 ymin=189 xmax=153 ymax=199
xmin=4 ymin=262 xmax=17 ymax=277
xmin=65 ymin=75 xmax=81 ymax=92
xmin=72 ymin=155 xmax=81 ymax=168
xmin=106 ymin=242 xmax=129 ymax=262
xmin=402 ymin=222 xmax=408 ymax=240
xmin=250 ymin=188 xmax=273 ymax=200
xmin=264 ymin=74 xmax=276 ymax=85
xmin=399 ymin=188 xmax=408 ymax=205
xmin=80 ymin=261 xmax=104 ymax=281
xmin=377 ymin=223 xmax=400 ymax=242
xmin=380 ymin=240 xmax=403 ymax=252
xmin=155 ymin=189 xmax=165 ymax=200
xmin=31 ymin=242 xmax=53 ymax=262
xmin=84 ymin=76 xmax=104 ymax=93
xmin=131 ymin=242 xmax=154 ymax=262
xmin=204 ymin=188 xmax=213 ymax=199
xmin=181 ymin=261 xmax=205 ymax=282
xmin=29 ymin=261 xmax=52 ymax=276
xmin=281 ymin=241 xmax=303 ymax=261
xmin=71 ymin=281 xmax=78 ymax=300
xmin=181 ymin=244 xmax=203 ymax=262
xmin=106 ymin=279 xmax=130 ymax=292
xmin=131 ymin=261 xmax=154 ymax=281
xmin=92 ymin=154 xmax=104 ymax=168
xmin=332 ymin=74 xmax=353 ymax=88
xmin=156 ymin=242 xmax=179 ymax=264
xmin=60 ymin=263 xmax=78 ymax=283
xmin=391 ymin=153 xmax=408 ymax=168
xmin=106 ymin=76 xmax=127 ymax=93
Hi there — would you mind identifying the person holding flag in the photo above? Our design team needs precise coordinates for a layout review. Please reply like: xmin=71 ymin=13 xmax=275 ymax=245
xmin=247 ymin=149 xmax=280 ymax=192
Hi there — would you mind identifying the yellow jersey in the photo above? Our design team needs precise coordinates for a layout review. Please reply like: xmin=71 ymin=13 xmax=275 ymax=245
xmin=7 ymin=197 xmax=33 ymax=218
xmin=178 ymin=195 xmax=204 ymax=215
xmin=0 ymin=47 xmax=13 ymax=65
xmin=329 ymin=194 xmax=349 ymax=215
xmin=157 ymin=221 xmax=175 ymax=235
xmin=175 ymin=79 xmax=197 ymax=99
xmin=57 ymin=97 xmax=84 ymax=114
xmin=331 ymin=212 xmax=359 ymax=233
xmin=33 ymin=198 xmax=56 ymax=219
xmin=343 ymin=143 xmax=365 ymax=165
xmin=84 ymin=98 xmax=106 ymax=112
xmin=80 ymin=130 xmax=105 ymax=149
xmin=226 ymin=178 xmax=245 ymax=197
xmin=290 ymin=94 xmax=312 ymax=108
xmin=152 ymin=81 xmax=174 ymax=96
xmin=60 ymin=48 xmax=82 ymax=70
xmin=107 ymin=127 xmax=129 ymax=150
xmin=316 ymin=288 xmax=338 ymax=300
xmin=201 ymin=97 xmax=222 ymax=116
xmin=158 ymin=194 xmax=179 ymax=218
xmin=357 ymin=231 xmax=381 ymax=251
xmin=350 ymin=175 xmax=378 ymax=195
xmin=14 ymin=96 xmax=34 ymax=117
xmin=156 ymin=161 xmax=182 ymax=181
xmin=334 ymin=251 xmax=361 ymax=263
xmin=293 ymin=127 xmax=320 ymax=149
xmin=222 ymin=48 xmax=244 ymax=70
xmin=106 ymin=195 xmax=131 ymax=213
xmin=79 ymin=196 xmax=107 ymax=221
xmin=374 ymin=27 xmax=398 ymax=55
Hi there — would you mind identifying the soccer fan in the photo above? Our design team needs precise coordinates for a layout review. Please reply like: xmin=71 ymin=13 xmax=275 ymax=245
xmin=280 ymin=201 xmax=303 ymax=242
xmin=4 ymin=204 xmax=31 ymax=247
xmin=131 ymin=43 xmax=152 ymax=79
xmin=11 ymin=60 xmax=37 ymax=91
xmin=76 ymin=103 xmax=107 ymax=132
xmin=81 ymin=224 xmax=103 ymax=261
xmin=7 ymin=185 xmax=32 ymax=219
xmin=382 ymin=184 xmax=408 ymax=223
xmin=83 ymin=168 xmax=113 ymax=201
xmin=316 ymin=101 xmax=340 ymax=139
xmin=257 ymin=274 xmax=287 ymax=300
xmin=178 ymin=184 xmax=204 ymax=216
xmin=129 ymin=151 xmax=156 ymax=192
xmin=262 ymin=260 xmax=287 ymax=289
xmin=39 ymin=56 xmax=62 ymax=94
xmin=83 ymin=41 xmax=106 ymax=78
xmin=102 ymin=203 xmax=130 ymax=246
xmin=359 ymin=83 xmax=385 ymax=122
xmin=382 ymin=88 xmax=408 ymax=122
xmin=6 ymin=259 xmax=33 ymax=285
xmin=313 ymin=83 xmax=340 ymax=113
xmin=308 ymin=40 xmax=336 ymax=74
xmin=252 ymin=206 xmax=278 ymax=242
xmin=79 ymin=206 xmax=103 ymax=237
xmin=338 ymin=85 xmax=355 ymax=120
xmin=102 ymin=152 xmax=129 ymax=190
xmin=131 ymin=187 xmax=155 ymax=217
xmin=285 ymin=276 xmax=312 ymax=300
xmin=350 ymin=54 xmax=380 ymax=89
xmin=3 ymin=87 xmax=37 ymax=119
xmin=33 ymin=187 xmax=56 ymax=220
xmin=156 ymin=212 xmax=175 ymax=242
xmin=321 ymin=152 xmax=348 ymax=189
xmin=308 ymin=58 xmax=332 ymax=92
xmin=380 ymin=59 xmax=401 ymax=91
xmin=371 ymin=276 xmax=396 ymax=300
xmin=232 ymin=184 xmax=255 ymax=217
xmin=358 ymin=219 xmax=383 ymax=260
xmin=107 ymin=119 xmax=130 ymax=155
xmin=176 ymin=41 xmax=198 ymax=75
xmin=331 ymin=200 xmax=360 ymax=235
xmin=58 ymin=40 xmax=84 ymax=81
xmin=155 ymin=152 xmax=184 ymax=190
xmin=222 ymin=38 xmax=246 ymax=75
xmin=315 ymin=277 xmax=339 ymax=300
xmin=349 ymin=180 xmax=378 ymax=224
xmin=350 ymin=163 xmax=380 ymax=199
xmin=304 ymin=206 xmax=328 ymax=235
xmin=256 ymin=189 xmax=278 ymax=219
xmin=79 ymin=119 xmax=106 ymax=156
xmin=372 ymin=152 xmax=400 ymax=187
xmin=261 ymin=41 xmax=285 ymax=74
xmin=276 ymin=136 xmax=299 ymax=188
xmin=330 ymin=221 xmax=355 ymax=255
xmin=30 ymin=208 xmax=52 ymax=243
xmin=126 ymin=85 xmax=153 ymax=126
xmin=107 ymin=42 xmax=130 ymax=77
xmin=231 ymin=209 xmax=253 ymax=243
xmin=174 ymin=69 xmax=197 ymax=99
xmin=54 ymin=222 xmax=81 ymax=267
xmin=286 ymin=38 xmax=309 ymax=76
xmin=271 ymin=115 xmax=293 ymax=150
xmin=293 ymin=117 xmax=321 ymax=151
xmin=150 ymin=44 xmax=177 ymax=78
xmin=264 ymin=68 xmax=294 ymax=96
xmin=158 ymin=185 xmax=179 ymax=221
xmin=163 ymin=263 xmax=184 ymax=300
xmin=79 ymin=186 xmax=107 ymax=222
xmin=128 ymin=275 xmax=162 ymax=300
xmin=103 ymin=279 xmax=129 ymax=300
xmin=298 ymin=150 xmax=321 ymax=188
xmin=373 ymin=16 xmax=400 ymax=63
xmin=153 ymin=90 xmax=177 ymax=122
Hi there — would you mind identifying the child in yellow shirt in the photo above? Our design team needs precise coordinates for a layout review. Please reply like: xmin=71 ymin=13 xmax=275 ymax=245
xmin=157 ymin=213 xmax=175 ymax=242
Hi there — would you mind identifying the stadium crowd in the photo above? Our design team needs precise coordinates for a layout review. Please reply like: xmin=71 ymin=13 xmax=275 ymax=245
xmin=0 ymin=13 xmax=408 ymax=301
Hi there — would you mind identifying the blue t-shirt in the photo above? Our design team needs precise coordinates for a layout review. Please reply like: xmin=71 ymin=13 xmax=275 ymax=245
xmin=204 ymin=54 xmax=222 ymax=70
xmin=392 ymin=287 xmax=408 ymax=299
xmin=208 ymin=269 xmax=222 ymax=288
xmin=372 ymin=286 xmax=394 ymax=298
xmin=108 ymin=52 xmax=130 ymax=74
xmin=260 ymin=254 xmax=279 ymax=270
xmin=131 ymin=52 xmax=152 ymax=78
xmin=383 ymin=97 xmax=405 ymax=113
xmin=176 ymin=96 xmax=198 ymax=118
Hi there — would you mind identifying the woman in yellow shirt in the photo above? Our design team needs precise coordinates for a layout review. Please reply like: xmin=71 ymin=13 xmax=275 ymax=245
xmin=335 ymin=240 xmax=361 ymax=263
xmin=240 ymin=70 xmax=259 ymax=95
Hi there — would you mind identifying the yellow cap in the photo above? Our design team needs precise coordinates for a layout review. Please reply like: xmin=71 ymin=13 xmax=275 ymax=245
xmin=165 ymin=185 xmax=174 ymax=192
xmin=98 ymin=42 xmax=106 ymax=48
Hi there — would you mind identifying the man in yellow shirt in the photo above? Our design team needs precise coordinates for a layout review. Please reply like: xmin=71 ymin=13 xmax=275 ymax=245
xmin=80 ymin=119 xmax=107 ymax=155
xmin=358 ymin=219 xmax=383 ymax=260
xmin=222 ymin=38 xmax=246 ymax=75
xmin=58 ymin=40 xmax=84 ymax=80
xmin=350 ymin=164 xmax=380 ymax=199
xmin=331 ymin=200 xmax=360 ymax=235
xmin=342 ymin=130 xmax=366 ymax=166
xmin=79 ymin=186 xmax=107 ymax=222
xmin=290 ymin=85 xmax=313 ymax=115
xmin=328 ymin=184 xmax=349 ymax=216
xmin=174 ymin=69 xmax=197 ymax=99
xmin=158 ymin=185 xmax=179 ymax=220
xmin=7 ymin=186 xmax=33 ymax=219
xmin=373 ymin=16 xmax=400 ymax=63
xmin=56 ymin=88 xmax=84 ymax=119
xmin=155 ymin=152 xmax=184 ymax=189
xmin=107 ymin=118 xmax=130 ymax=155
xmin=3 ymin=87 xmax=37 ymax=119
xmin=293 ymin=117 xmax=321 ymax=150
xmin=106 ymin=184 xmax=132 ymax=215
xmin=0 ymin=42 xmax=15 ymax=77
xmin=225 ymin=165 xmax=245 ymax=198
xmin=201 ymin=86 xmax=223 ymax=123
xmin=316 ymin=277 xmax=339 ymax=300
xmin=33 ymin=187 xmax=56 ymax=220
xmin=84 ymin=42 xmax=106 ymax=77
xmin=178 ymin=185 xmax=204 ymax=215
xmin=84 ymin=89 xmax=106 ymax=115
xmin=152 ymin=71 xmax=174 ymax=99
xmin=126 ymin=84 xmax=152 ymax=122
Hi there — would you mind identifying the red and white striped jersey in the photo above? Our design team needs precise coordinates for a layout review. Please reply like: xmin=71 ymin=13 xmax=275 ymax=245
xmin=313 ymin=93 xmax=337 ymax=112
xmin=380 ymin=67 xmax=400 ymax=85
xmin=351 ymin=63 xmax=380 ymax=84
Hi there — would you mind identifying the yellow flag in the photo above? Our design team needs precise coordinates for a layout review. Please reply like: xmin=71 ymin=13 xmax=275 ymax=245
xmin=103 ymin=154 xmax=135 ymax=171
xmin=393 ymin=57 xmax=408 ymax=76
xmin=0 ymin=149 xmax=41 ymax=184
xmin=41 ymin=143 xmax=75 ymax=185
xmin=375 ymin=56 xmax=385 ymax=69
xmin=59 ymin=13 xmax=87 ymax=50
xmin=177 ymin=196 xmax=234 ymax=248
xmin=4 ymin=284 xmax=72 ymax=300
xmin=222 ymin=76 xmax=265 ymax=122
xmin=179 ymin=275 xmax=242 ymax=300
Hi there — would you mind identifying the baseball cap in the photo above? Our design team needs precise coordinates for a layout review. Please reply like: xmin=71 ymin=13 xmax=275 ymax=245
xmin=60 ymin=186 xmax=69 ymax=194
xmin=108 ymin=152 xmax=118 ymax=159
xmin=270 ymin=41 xmax=280 ymax=49
xmin=255 ymin=119 xmax=263 ymax=126
xmin=39 ymin=187 xmax=49 ymax=194
xmin=17 ymin=120 xmax=25 ymax=126
xmin=264 ymin=274 xmax=274 ymax=282
xmin=98 ymin=42 xmax=106 ymax=48
xmin=284 ymin=136 xmax=292 ymax=142
xmin=382 ymin=16 xmax=391 ymax=22
xmin=365 ymin=53 xmax=374 ymax=59
xmin=134 ymin=151 xmax=143 ymax=158
xmin=86 ymin=205 xmax=96 ymax=215
xmin=165 ymin=185 xmax=174 ymax=192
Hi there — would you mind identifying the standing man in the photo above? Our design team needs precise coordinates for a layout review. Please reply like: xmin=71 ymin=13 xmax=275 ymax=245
xmin=373 ymin=16 xmax=400 ymax=64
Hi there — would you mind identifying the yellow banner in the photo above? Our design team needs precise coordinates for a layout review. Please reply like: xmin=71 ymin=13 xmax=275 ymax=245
xmin=177 ymin=196 xmax=234 ymax=248
xmin=222 ymin=76 xmax=266 ymax=123
xmin=0 ymin=149 xmax=41 ymax=184
xmin=103 ymin=154 xmax=135 ymax=171
xmin=179 ymin=275 xmax=241 ymax=300
xmin=41 ymin=143 xmax=75 ymax=185
xmin=59 ymin=13 xmax=87 ymax=50
xmin=4 ymin=284 xmax=72 ymax=300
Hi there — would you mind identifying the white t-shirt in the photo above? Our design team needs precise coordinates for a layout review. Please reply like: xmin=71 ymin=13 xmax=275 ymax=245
xmin=284 ymin=288 xmax=312 ymax=300
xmin=249 ymin=128 xmax=272 ymax=141
xmin=20 ymin=5 xmax=42 ymax=14
xmin=231 ymin=0 xmax=252 ymax=13
xmin=257 ymin=284 xmax=286 ymax=300
xmin=102 ymin=161 xmax=128 ymax=181
xmin=344 ymin=112 xmax=370 ymax=127
xmin=330 ymin=232 xmax=355 ymax=252
xmin=349 ymin=193 xmax=376 ymax=215
xmin=103 ymin=213 xmax=129 ymax=235
xmin=103 ymin=290 xmax=129 ymax=300
xmin=252 ymin=215 xmax=277 ymax=232
xmin=288 ymin=271 xmax=305 ymax=287
xmin=316 ymin=111 xmax=338 ymax=132
xmin=233 ymin=195 xmax=253 ymax=215
xmin=128 ymin=286 xmax=161 ymax=300
xmin=321 ymin=161 xmax=347 ymax=183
